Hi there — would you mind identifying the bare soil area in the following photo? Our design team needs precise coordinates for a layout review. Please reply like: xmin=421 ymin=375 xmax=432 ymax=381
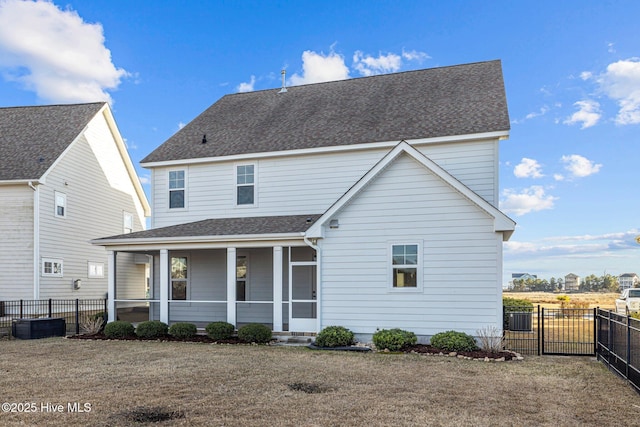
xmin=1 ymin=338 xmax=638 ymax=426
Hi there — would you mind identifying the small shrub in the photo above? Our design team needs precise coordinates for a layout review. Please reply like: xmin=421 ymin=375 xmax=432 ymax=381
xmin=430 ymin=330 xmax=478 ymax=352
xmin=168 ymin=322 xmax=198 ymax=339
xmin=476 ymin=325 xmax=503 ymax=353
xmin=205 ymin=321 xmax=235 ymax=341
xmin=135 ymin=321 xmax=169 ymax=339
xmin=237 ymin=323 xmax=272 ymax=344
xmin=556 ymin=295 xmax=570 ymax=302
xmin=315 ymin=326 xmax=355 ymax=348
xmin=373 ymin=328 xmax=417 ymax=351
xmin=104 ymin=321 xmax=135 ymax=339
xmin=80 ymin=315 xmax=104 ymax=336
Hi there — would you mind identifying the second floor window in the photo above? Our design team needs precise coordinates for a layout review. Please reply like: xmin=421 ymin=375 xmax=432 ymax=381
xmin=169 ymin=170 xmax=185 ymax=209
xmin=123 ymin=212 xmax=133 ymax=234
xmin=54 ymin=191 xmax=66 ymax=218
xmin=236 ymin=164 xmax=255 ymax=205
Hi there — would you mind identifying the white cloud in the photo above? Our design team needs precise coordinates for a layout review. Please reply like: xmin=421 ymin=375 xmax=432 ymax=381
xmin=553 ymin=174 xmax=564 ymax=181
xmin=597 ymin=58 xmax=640 ymax=125
xmin=500 ymin=186 xmax=557 ymax=216
xmin=514 ymin=158 xmax=544 ymax=178
xmin=0 ymin=0 xmax=128 ymax=103
xmin=561 ymin=154 xmax=602 ymax=178
xmin=401 ymin=49 xmax=430 ymax=62
xmin=525 ymin=106 xmax=549 ymax=120
xmin=353 ymin=51 xmax=402 ymax=77
xmin=564 ymin=100 xmax=601 ymax=128
xmin=237 ymin=75 xmax=256 ymax=93
xmin=177 ymin=122 xmax=186 ymax=130
xmin=138 ymin=175 xmax=150 ymax=185
xmin=579 ymin=71 xmax=593 ymax=80
xmin=289 ymin=50 xmax=350 ymax=86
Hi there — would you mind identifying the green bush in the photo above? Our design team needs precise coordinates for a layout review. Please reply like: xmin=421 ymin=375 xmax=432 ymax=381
xmin=237 ymin=323 xmax=272 ymax=344
xmin=503 ymin=297 xmax=534 ymax=329
xmin=205 ymin=321 xmax=235 ymax=341
xmin=315 ymin=326 xmax=355 ymax=348
xmin=430 ymin=330 xmax=478 ymax=352
xmin=135 ymin=320 xmax=169 ymax=339
xmin=168 ymin=322 xmax=198 ymax=339
xmin=373 ymin=328 xmax=417 ymax=351
xmin=104 ymin=321 xmax=135 ymax=339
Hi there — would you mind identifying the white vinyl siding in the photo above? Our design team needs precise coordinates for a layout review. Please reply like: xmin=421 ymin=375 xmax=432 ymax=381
xmin=0 ymin=185 xmax=34 ymax=299
xmin=319 ymin=153 xmax=501 ymax=338
xmin=150 ymin=138 xmax=498 ymax=228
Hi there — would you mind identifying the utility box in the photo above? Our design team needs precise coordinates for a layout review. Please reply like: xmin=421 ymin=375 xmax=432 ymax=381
xmin=12 ymin=318 xmax=66 ymax=339
xmin=508 ymin=312 xmax=533 ymax=332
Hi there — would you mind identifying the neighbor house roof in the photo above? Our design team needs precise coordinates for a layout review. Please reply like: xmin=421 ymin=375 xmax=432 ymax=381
xmin=0 ymin=102 xmax=105 ymax=181
xmin=94 ymin=214 xmax=322 ymax=245
xmin=142 ymin=60 xmax=510 ymax=164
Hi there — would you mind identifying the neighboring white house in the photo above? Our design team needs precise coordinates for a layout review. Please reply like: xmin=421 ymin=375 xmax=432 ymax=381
xmin=565 ymin=273 xmax=581 ymax=292
xmin=619 ymin=273 xmax=639 ymax=291
xmin=94 ymin=60 xmax=516 ymax=341
xmin=0 ymin=103 xmax=149 ymax=303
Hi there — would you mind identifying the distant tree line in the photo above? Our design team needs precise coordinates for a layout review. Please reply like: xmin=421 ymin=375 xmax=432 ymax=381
xmin=509 ymin=274 xmax=620 ymax=292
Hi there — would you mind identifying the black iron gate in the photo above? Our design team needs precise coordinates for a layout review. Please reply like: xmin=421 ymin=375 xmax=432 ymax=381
xmin=504 ymin=305 xmax=597 ymax=356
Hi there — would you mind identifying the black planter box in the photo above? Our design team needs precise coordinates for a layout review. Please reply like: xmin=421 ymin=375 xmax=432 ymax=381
xmin=12 ymin=318 xmax=66 ymax=339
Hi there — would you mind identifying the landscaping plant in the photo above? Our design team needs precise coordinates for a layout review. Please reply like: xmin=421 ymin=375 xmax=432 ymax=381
xmin=169 ymin=322 xmax=198 ymax=339
xmin=104 ymin=321 xmax=135 ymax=339
xmin=237 ymin=323 xmax=272 ymax=344
xmin=315 ymin=326 xmax=355 ymax=348
xmin=373 ymin=328 xmax=417 ymax=351
xmin=135 ymin=321 xmax=169 ymax=339
xmin=475 ymin=325 xmax=503 ymax=353
xmin=205 ymin=321 xmax=235 ymax=341
xmin=430 ymin=330 xmax=478 ymax=352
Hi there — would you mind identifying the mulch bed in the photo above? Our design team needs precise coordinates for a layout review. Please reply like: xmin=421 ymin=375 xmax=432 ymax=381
xmin=402 ymin=344 xmax=516 ymax=360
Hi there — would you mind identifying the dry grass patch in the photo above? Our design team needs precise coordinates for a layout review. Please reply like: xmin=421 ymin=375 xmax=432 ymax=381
xmin=0 ymin=339 xmax=638 ymax=426
xmin=505 ymin=292 xmax=618 ymax=309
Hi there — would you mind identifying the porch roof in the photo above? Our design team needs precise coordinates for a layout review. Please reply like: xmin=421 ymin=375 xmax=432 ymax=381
xmin=93 ymin=214 xmax=322 ymax=245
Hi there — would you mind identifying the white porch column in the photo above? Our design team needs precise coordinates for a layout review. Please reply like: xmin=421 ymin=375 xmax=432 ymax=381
xmin=272 ymin=246 xmax=283 ymax=332
xmin=107 ymin=251 xmax=116 ymax=322
xmin=226 ymin=247 xmax=236 ymax=326
xmin=159 ymin=249 xmax=169 ymax=324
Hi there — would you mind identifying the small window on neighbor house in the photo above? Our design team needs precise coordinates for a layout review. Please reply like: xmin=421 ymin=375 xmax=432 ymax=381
xmin=169 ymin=170 xmax=185 ymax=209
xmin=123 ymin=212 xmax=134 ymax=234
xmin=42 ymin=258 xmax=63 ymax=277
xmin=171 ymin=256 xmax=188 ymax=300
xmin=88 ymin=262 xmax=104 ymax=278
xmin=391 ymin=244 xmax=419 ymax=288
xmin=236 ymin=164 xmax=255 ymax=205
xmin=54 ymin=192 xmax=66 ymax=218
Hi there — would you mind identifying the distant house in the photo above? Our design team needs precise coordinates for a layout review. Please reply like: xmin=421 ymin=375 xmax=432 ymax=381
xmin=0 ymin=103 xmax=149 ymax=302
xmin=95 ymin=60 xmax=516 ymax=340
xmin=619 ymin=273 xmax=639 ymax=291
xmin=512 ymin=273 xmax=537 ymax=281
xmin=565 ymin=273 xmax=581 ymax=292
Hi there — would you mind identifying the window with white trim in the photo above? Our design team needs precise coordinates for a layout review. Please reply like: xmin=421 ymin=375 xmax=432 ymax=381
xmin=123 ymin=212 xmax=133 ymax=234
xmin=169 ymin=170 xmax=185 ymax=209
xmin=88 ymin=262 xmax=104 ymax=278
xmin=391 ymin=244 xmax=420 ymax=288
xmin=42 ymin=258 xmax=63 ymax=277
xmin=171 ymin=256 xmax=188 ymax=300
xmin=236 ymin=164 xmax=255 ymax=205
xmin=54 ymin=191 xmax=66 ymax=218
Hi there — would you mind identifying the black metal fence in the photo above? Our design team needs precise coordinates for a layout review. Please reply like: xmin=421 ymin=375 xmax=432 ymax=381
xmin=503 ymin=305 xmax=597 ymax=356
xmin=0 ymin=299 xmax=107 ymax=336
xmin=596 ymin=309 xmax=640 ymax=393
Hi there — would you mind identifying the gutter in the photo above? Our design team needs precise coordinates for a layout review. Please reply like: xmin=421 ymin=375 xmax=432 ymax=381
xmin=28 ymin=181 xmax=40 ymax=299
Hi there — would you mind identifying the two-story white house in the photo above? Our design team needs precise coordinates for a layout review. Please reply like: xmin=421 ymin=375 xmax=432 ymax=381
xmin=619 ymin=273 xmax=639 ymax=291
xmin=0 ymin=103 xmax=149 ymax=306
xmin=95 ymin=60 xmax=516 ymax=341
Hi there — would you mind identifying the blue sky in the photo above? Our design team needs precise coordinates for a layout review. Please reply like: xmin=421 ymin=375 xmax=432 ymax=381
xmin=1 ymin=0 xmax=639 ymax=285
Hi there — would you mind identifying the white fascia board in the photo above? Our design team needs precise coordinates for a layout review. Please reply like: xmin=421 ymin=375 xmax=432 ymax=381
xmin=306 ymin=140 xmax=516 ymax=239
xmin=92 ymin=232 xmax=306 ymax=247
xmin=0 ymin=179 xmax=41 ymax=186
xmin=140 ymin=130 xmax=510 ymax=169
xmin=100 ymin=104 xmax=151 ymax=218
xmin=91 ymin=235 xmax=307 ymax=252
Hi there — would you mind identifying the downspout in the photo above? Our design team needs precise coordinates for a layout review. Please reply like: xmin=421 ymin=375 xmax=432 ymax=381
xmin=303 ymin=235 xmax=322 ymax=331
xmin=28 ymin=181 xmax=40 ymax=300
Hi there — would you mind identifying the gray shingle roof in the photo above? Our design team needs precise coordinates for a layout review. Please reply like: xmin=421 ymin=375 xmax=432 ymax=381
xmin=95 ymin=214 xmax=321 ymax=242
xmin=0 ymin=102 xmax=105 ymax=181
xmin=142 ymin=60 xmax=509 ymax=164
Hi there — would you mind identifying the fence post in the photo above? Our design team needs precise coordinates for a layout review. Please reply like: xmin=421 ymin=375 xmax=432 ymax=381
xmin=19 ymin=299 xmax=23 ymax=318
xmin=593 ymin=307 xmax=598 ymax=356
xmin=627 ymin=313 xmax=631 ymax=380
xmin=104 ymin=298 xmax=108 ymax=318
xmin=539 ymin=305 xmax=543 ymax=356
xmin=75 ymin=299 xmax=80 ymax=335
xmin=48 ymin=299 xmax=52 ymax=318
xmin=608 ymin=310 xmax=612 ymax=363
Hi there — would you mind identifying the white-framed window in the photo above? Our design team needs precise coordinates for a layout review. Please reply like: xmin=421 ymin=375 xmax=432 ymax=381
xmin=42 ymin=258 xmax=63 ymax=277
xmin=168 ymin=170 xmax=186 ymax=209
xmin=54 ymin=191 xmax=67 ymax=218
xmin=170 ymin=256 xmax=188 ymax=300
xmin=389 ymin=243 xmax=422 ymax=290
xmin=88 ymin=262 xmax=104 ymax=278
xmin=236 ymin=164 xmax=256 ymax=206
xmin=123 ymin=212 xmax=134 ymax=234
xmin=236 ymin=254 xmax=248 ymax=301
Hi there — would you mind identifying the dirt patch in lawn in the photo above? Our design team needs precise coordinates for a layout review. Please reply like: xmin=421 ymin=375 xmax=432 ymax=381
xmin=404 ymin=344 xmax=516 ymax=360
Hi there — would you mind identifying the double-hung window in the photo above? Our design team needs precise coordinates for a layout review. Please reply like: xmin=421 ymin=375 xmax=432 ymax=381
xmin=391 ymin=243 xmax=421 ymax=289
xmin=42 ymin=258 xmax=63 ymax=277
xmin=54 ymin=191 xmax=66 ymax=218
xmin=171 ymin=256 xmax=188 ymax=300
xmin=236 ymin=164 xmax=255 ymax=206
xmin=169 ymin=170 xmax=185 ymax=209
